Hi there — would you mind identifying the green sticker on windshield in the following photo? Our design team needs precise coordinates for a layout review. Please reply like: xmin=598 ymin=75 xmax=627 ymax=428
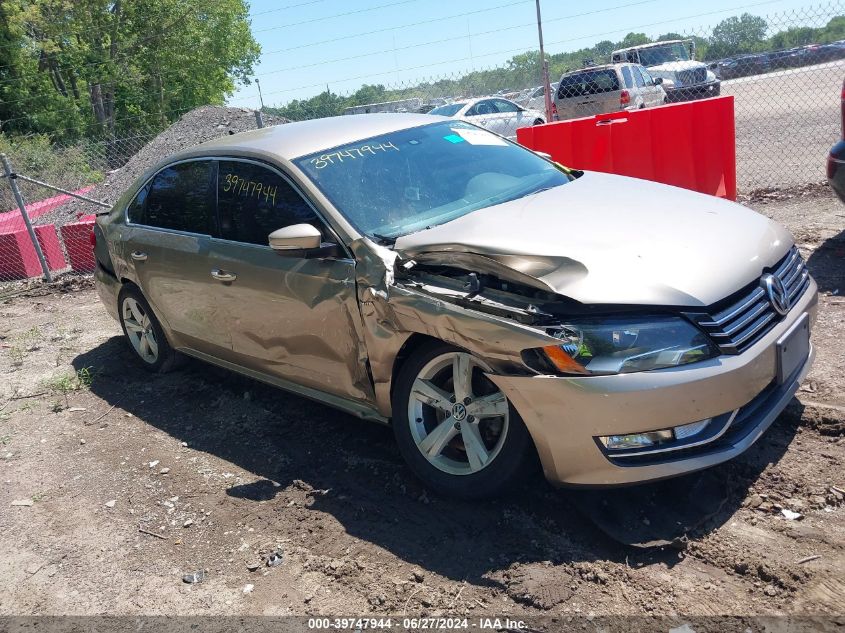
xmin=443 ymin=134 xmax=465 ymax=144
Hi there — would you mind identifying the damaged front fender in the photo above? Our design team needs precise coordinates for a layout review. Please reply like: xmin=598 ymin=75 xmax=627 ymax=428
xmin=350 ymin=239 xmax=567 ymax=418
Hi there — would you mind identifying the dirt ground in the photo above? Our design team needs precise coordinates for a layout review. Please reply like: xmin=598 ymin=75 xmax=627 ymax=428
xmin=0 ymin=187 xmax=843 ymax=621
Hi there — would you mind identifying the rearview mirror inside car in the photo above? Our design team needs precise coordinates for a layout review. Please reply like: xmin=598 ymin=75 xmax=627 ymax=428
xmin=269 ymin=224 xmax=322 ymax=251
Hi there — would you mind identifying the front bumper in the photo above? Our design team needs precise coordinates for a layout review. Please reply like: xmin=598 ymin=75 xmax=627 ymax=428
xmin=489 ymin=279 xmax=818 ymax=486
xmin=665 ymin=80 xmax=721 ymax=102
xmin=827 ymin=139 xmax=845 ymax=203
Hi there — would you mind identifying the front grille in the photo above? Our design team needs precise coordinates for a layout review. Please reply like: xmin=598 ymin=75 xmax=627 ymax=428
xmin=678 ymin=68 xmax=707 ymax=85
xmin=693 ymin=247 xmax=810 ymax=354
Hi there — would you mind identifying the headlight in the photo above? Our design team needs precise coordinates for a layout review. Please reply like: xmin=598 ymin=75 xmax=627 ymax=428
xmin=523 ymin=316 xmax=718 ymax=376
xmin=706 ymin=70 xmax=717 ymax=82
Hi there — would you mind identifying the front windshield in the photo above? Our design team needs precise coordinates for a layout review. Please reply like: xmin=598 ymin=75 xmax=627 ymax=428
xmin=294 ymin=121 xmax=571 ymax=240
xmin=428 ymin=103 xmax=464 ymax=117
xmin=638 ymin=42 xmax=691 ymax=66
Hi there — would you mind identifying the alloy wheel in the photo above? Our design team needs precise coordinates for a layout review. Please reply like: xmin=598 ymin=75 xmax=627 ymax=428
xmin=122 ymin=297 xmax=159 ymax=364
xmin=407 ymin=351 xmax=509 ymax=476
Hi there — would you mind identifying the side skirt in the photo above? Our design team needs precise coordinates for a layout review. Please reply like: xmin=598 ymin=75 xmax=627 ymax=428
xmin=178 ymin=347 xmax=390 ymax=425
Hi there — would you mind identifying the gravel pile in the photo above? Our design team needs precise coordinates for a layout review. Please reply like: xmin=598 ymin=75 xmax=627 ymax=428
xmin=47 ymin=106 xmax=287 ymax=225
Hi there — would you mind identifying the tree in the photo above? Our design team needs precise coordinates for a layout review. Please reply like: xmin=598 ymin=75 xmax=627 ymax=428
xmin=769 ymin=26 xmax=817 ymax=50
xmin=818 ymin=16 xmax=845 ymax=43
xmin=709 ymin=13 xmax=768 ymax=58
xmin=620 ymin=32 xmax=651 ymax=48
xmin=0 ymin=0 xmax=260 ymax=144
xmin=657 ymin=32 xmax=684 ymax=42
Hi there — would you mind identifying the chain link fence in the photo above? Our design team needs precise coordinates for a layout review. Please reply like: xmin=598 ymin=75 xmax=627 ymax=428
xmin=0 ymin=134 xmax=154 ymax=287
xmin=1 ymin=2 xmax=843 ymax=287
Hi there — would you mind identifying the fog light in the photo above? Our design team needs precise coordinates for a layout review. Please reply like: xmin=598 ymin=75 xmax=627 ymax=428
xmin=600 ymin=429 xmax=673 ymax=450
xmin=674 ymin=418 xmax=712 ymax=440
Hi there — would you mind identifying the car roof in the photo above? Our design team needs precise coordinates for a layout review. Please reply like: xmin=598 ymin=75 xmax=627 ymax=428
xmin=168 ymin=113 xmax=442 ymax=163
xmin=613 ymin=39 xmax=688 ymax=52
xmin=561 ymin=64 xmax=621 ymax=75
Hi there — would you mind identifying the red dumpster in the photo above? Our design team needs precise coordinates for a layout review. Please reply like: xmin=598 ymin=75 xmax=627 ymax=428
xmin=517 ymin=96 xmax=736 ymax=201
xmin=60 ymin=218 xmax=96 ymax=273
xmin=0 ymin=224 xmax=66 ymax=280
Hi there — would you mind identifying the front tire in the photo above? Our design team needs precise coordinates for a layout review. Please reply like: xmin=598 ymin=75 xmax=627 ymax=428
xmin=118 ymin=285 xmax=178 ymax=373
xmin=392 ymin=342 xmax=534 ymax=499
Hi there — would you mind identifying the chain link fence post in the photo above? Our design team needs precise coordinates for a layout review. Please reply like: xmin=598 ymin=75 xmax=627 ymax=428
xmin=0 ymin=153 xmax=53 ymax=283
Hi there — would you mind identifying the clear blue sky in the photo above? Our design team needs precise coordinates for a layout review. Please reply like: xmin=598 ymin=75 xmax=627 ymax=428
xmin=230 ymin=0 xmax=825 ymax=108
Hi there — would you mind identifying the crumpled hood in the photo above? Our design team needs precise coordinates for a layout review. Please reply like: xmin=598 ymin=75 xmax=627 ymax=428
xmin=393 ymin=172 xmax=793 ymax=308
xmin=648 ymin=60 xmax=707 ymax=73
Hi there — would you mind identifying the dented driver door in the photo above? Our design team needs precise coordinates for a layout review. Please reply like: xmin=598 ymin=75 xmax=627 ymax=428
xmin=207 ymin=159 xmax=374 ymax=404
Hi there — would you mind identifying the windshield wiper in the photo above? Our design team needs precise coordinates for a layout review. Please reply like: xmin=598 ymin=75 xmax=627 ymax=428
xmin=371 ymin=232 xmax=397 ymax=246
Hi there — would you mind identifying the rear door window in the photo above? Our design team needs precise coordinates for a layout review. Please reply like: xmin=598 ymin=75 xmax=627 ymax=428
xmin=217 ymin=160 xmax=322 ymax=246
xmin=558 ymin=69 xmax=620 ymax=98
xmin=144 ymin=161 xmax=215 ymax=234
xmin=492 ymin=99 xmax=519 ymax=113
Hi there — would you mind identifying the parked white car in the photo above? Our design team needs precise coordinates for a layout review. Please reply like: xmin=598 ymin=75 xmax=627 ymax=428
xmin=522 ymin=82 xmax=559 ymax=113
xmin=428 ymin=97 xmax=545 ymax=138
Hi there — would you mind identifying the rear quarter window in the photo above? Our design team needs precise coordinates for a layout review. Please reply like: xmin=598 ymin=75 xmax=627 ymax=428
xmin=126 ymin=183 xmax=150 ymax=224
xmin=144 ymin=161 xmax=215 ymax=234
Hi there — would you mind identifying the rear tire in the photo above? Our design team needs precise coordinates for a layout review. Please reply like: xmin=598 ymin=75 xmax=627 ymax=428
xmin=392 ymin=341 xmax=534 ymax=499
xmin=118 ymin=285 xmax=179 ymax=373
xmin=533 ymin=118 xmax=544 ymax=125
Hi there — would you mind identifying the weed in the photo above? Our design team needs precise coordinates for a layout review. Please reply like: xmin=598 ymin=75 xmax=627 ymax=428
xmin=8 ymin=345 xmax=25 ymax=366
xmin=45 ymin=366 xmax=94 ymax=409
xmin=6 ymin=326 xmax=43 ymax=366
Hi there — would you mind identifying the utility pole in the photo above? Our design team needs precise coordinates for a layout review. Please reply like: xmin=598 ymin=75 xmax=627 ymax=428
xmin=535 ymin=0 xmax=553 ymax=122
xmin=255 ymin=78 xmax=265 ymax=110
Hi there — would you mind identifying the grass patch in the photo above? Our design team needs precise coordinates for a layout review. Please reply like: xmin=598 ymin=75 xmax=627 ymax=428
xmin=7 ymin=326 xmax=43 ymax=367
xmin=44 ymin=366 xmax=95 ymax=409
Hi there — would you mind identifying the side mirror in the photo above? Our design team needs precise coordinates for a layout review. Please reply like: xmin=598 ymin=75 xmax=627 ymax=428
xmin=653 ymin=77 xmax=664 ymax=85
xmin=269 ymin=224 xmax=322 ymax=251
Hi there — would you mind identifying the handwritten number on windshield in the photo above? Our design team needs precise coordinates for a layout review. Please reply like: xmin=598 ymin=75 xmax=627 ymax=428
xmin=310 ymin=142 xmax=399 ymax=169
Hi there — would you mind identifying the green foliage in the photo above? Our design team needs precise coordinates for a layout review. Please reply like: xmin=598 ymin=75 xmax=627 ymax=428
xmin=0 ymin=133 xmax=103 ymax=209
xmin=708 ymin=13 xmax=769 ymax=58
xmin=0 ymin=133 xmax=102 ymax=183
xmin=0 ymin=0 xmax=260 ymax=144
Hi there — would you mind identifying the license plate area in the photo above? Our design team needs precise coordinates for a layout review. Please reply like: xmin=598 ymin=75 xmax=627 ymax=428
xmin=776 ymin=312 xmax=810 ymax=384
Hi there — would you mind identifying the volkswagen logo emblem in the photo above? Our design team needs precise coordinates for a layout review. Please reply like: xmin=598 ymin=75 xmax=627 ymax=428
xmin=451 ymin=402 xmax=467 ymax=422
xmin=761 ymin=273 xmax=790 ymax=316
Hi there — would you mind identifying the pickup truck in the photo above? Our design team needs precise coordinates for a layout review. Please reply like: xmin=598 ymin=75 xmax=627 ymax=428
xmin=612 ymin=39 xmax=720 ymax=102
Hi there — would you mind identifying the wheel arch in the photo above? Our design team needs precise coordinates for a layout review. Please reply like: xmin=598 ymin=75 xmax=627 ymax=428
xmin=117 ymin=279 xmax=175 ymax=346
xmin=388 ymin=333 xmax=442 ymax=416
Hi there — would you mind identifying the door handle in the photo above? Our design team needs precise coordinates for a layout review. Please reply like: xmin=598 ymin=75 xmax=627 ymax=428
xmin=131 ymin=251 xmax=147 ymax=262
xmin=211 ymin=269 xmax=237 ymax=282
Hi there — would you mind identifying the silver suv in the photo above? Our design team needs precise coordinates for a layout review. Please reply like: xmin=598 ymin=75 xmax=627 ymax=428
xmin=93 ymin=115 xmax=816 ymax=498
xmin=554 ymin=63 xmax=666 ymax=121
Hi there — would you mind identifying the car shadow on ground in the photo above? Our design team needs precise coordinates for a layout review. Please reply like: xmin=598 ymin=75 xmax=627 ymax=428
xmin=806 ymin=228 xmax=845 ymax=294
xmin=73 ymin=338 xmax=801 ymax=585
